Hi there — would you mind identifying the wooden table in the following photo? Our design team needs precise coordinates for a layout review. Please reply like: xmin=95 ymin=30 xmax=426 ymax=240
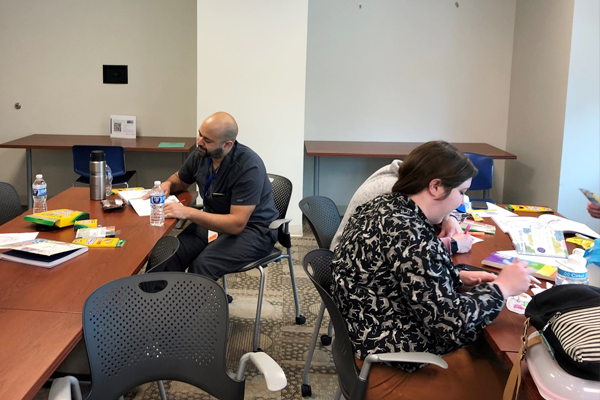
xmin=304 ymin=141 xmax=517 ymax=195
xmin=0 ymin=134 xmax=197 ymax=208
xmin=452 ymin=208 xmax=572 ymax=400
xmin=0 ymin=187 xmax=193 ymax=399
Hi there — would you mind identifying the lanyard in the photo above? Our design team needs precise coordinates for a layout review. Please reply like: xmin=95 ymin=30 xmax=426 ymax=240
xmin=203 ymin=159 xmax=219 ymax=199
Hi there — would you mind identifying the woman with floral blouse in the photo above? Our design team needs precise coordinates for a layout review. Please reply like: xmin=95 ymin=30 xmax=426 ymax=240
xmin=332 ymin=141 xmax=533 ymax=400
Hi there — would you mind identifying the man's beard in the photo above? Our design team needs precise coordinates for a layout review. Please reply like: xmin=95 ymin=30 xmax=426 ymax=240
xmin=198 ymin=146 xmax=224 ymax=159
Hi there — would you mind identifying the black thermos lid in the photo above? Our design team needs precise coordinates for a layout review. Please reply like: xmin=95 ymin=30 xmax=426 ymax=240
xmin=90 ymin=150 xmax=105 ymax=161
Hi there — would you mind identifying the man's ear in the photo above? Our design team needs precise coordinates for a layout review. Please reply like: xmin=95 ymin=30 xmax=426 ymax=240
xmin=223 ymin=140 xmax=234 ymax=152
xmin=429 ymin=179 xmax=443 ymax=198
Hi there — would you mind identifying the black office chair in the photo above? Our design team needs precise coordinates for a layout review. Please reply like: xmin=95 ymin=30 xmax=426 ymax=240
xmin=303 ymin=249 xmax=448 ymax=400
xmin=145 ymin=236 xmax=179 ymax=274
xmin=222 ymin=173 xmax=305 ymax=352
xmin=298 ymin=195 xmax=341 ymax=396
xmin=299 ymin=196 xmax=341 ymax=250
xmin=464 ymin=152 xmax=494 ymax=203
xmin=49 ymin=272 xmax=287 ymax=400
xmin=0 ymin=182 xmax=22 ymax=226
xmin=72 ymin=145 xmax=136 ymax=188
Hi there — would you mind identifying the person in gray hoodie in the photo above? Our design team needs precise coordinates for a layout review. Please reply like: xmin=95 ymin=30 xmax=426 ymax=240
xmin=330 ymin=160 xmax=473 ymax=254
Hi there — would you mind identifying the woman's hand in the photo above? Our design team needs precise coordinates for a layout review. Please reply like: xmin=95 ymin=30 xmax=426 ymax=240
xmin=439 ymin=215 xmax=461 ymax=237
xmin=459 ymin=270 xmax=497 ymax=287
xmin=452 ymin=233 xmax=474 ymax=253
xmin=493 ymin=260 xmax=534 ymax=299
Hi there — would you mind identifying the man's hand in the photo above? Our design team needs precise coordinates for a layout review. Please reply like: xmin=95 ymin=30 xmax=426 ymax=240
xmin=439 ymin=215 xmax=461 ymax=237
xmin=164 ymin=202 xmax=188 ymax=220
xmin=459 ymin=270 xmax=497 ymax=287
xmin=141 ymin=182 xmax=171 ymax=200
xmin=588 ymin=202 xmax=600 ymax=219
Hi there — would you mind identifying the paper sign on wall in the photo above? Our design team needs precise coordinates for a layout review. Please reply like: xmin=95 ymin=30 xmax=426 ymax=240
xmin=110 ymin=115 xmax=136 ymax=139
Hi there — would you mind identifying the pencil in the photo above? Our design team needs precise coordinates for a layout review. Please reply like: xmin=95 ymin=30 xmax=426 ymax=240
xmin=468 ymin=232 xmax=485 ymax=237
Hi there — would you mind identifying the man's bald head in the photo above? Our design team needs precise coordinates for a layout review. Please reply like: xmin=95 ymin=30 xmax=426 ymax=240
xmin=202 ymin=112 xmax=238 ymax=144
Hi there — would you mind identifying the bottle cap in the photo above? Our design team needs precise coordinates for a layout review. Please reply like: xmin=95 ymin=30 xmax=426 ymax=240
xmin=558 ymin=248 xmax=588 ymax=273
xmin=36 ymin=174 xmax=43 ymax=179
xmin=90 ymin=150 xmax=105 ymax=161
xmin=154 ymin=181 xmax=161 ymax=186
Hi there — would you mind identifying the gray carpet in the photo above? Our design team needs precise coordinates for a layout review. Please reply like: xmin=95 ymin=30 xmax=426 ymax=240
xmin=34 ymin=231 xmax=340 ymax=400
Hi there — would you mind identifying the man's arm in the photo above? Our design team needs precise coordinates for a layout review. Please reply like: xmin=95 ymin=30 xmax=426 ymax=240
xmin=164 ymin=203 xmax=255 ymax=236
xmin=142 ymin=172 xmax=191 ymax=199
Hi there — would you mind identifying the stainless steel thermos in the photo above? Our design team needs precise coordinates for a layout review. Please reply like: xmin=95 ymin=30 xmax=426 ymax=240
xmin=90 ymin=150 xmax=106 ymax=200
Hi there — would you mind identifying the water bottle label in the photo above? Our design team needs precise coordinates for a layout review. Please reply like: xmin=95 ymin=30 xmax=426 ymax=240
xmin=33 ymin=188 xmax=47 ymax=197
xmin=150 ymin=195 xmax=165 ymax=205
xmin=557 ymin=267 xmax=587 ymax=279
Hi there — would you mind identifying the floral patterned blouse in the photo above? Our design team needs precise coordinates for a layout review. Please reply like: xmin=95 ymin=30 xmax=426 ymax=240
xmin=331 ymin=193 xmax=505 ymax=371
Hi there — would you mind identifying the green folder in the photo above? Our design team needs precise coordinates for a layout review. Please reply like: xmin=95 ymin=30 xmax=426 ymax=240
xmin=158 ymin=142 xmax=185 ymax=148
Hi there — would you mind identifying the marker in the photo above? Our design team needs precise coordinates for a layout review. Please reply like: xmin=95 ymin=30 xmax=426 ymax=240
xmin=464 ymin=224 xmax=472 ymax=234
xmin=529 ymin=275 xmax=542 ymax=285
xmin=469 ymin=232 xmax=485 ymax=237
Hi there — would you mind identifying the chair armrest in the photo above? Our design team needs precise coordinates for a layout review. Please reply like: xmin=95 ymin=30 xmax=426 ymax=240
xmin=49 ymin=376 xmax=83 ymax=400
xmin=359 ymin=352 xmax=448 ymax=380
xmin=268 ymin=218 xmax=291 ymax=230
xmin=235 ymin=352 xmax=287 ymax=391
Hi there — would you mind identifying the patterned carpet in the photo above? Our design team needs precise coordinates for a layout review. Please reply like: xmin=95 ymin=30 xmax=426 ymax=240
xmin=34 ymin=232 xmax=340 ymax=400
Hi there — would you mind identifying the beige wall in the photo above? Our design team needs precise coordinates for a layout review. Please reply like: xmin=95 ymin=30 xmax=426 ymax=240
xmin=0 ymin=0 xmax=197 ymax=203
xmin=503 ymin=0 xmax=575 ymax=207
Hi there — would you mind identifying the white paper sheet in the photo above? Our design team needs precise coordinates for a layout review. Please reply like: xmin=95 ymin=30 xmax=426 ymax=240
xmin=0 ymin=232 xmax=39 ymax=248
xmin=129 ymin=196 xmax=180 ymax=217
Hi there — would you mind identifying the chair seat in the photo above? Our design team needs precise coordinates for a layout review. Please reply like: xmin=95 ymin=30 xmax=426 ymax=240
xmin=238 ymin=248 xmax=283 ymax=273
xmin=75 ymin=170 xmax=137 ymax=186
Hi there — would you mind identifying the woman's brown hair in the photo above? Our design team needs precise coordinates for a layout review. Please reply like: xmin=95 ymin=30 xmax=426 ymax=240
xmin=392 ymin=141 xmax=477 ymax=199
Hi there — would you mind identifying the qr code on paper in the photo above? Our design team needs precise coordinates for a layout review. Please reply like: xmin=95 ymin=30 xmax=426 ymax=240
xmin=113 ymin=122 xmax=122 ymax=132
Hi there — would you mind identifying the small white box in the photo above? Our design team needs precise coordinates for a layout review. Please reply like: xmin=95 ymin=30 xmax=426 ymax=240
xmin=110 ymin=115 xmax=136 ymax=139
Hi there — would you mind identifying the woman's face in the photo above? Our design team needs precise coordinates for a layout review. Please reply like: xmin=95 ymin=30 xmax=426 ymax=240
xmin=432 ymin=178 xmax=472 ymax=223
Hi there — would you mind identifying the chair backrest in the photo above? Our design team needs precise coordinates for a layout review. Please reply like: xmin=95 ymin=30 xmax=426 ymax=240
xmin=464 ymin=152 xmax=493 ymax=191
xmin=72 ymin=145 xmax=128 ymax=178
xmin=268 ymin=173 xmax=292 ymax=220
xmin=299 ymin=196 xmax=341 ymax=249
xmin=145 ymin=236 xmax=179 ymax=274
xmin=303 ymin=249 xmax=367 ymax=400
xmin=82 ymin=272 xmax=245 ymax=400
xmin=0 ymin=182 xmax=22 ymax=226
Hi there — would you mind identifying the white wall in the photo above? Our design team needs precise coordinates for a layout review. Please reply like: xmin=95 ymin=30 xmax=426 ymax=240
xmin=303 ymin=0 xmax=517 ymax=206
xmin=558 ymin=0 xmax=600 ymax=233
xmin=197 ymin=0 xmax=308 ymax=235
xmin=0 ymin=0 xmax=197 ymax=202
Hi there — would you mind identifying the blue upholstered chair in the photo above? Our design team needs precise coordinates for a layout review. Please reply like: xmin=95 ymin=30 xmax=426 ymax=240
xmin=464 ymin=152 xmax=494 ymax=203
xmin=72 ymin=145 xmax=136 ymax=188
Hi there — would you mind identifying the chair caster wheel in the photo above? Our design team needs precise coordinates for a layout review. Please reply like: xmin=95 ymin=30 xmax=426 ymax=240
xmin=320 ymin=335 xmax=332 ymax=346
xmin=296 ymin=315 xmax=306 ymax=325
xmin=227 ymin=294 xmax=233 ymax=303
xmin=301 ymin=384 xmax=312 ymax=397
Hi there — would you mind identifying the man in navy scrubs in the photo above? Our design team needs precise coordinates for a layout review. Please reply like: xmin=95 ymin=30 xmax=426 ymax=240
xmin=153 ymin=111 xmax=278 ymax=280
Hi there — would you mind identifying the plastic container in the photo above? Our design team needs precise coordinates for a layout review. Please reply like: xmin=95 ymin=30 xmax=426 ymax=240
xmin=105 ymin=164 xmax=113 ymax=197
xmin=150 ymin=181 xmax=165 ymax=227
xmin=555 ymin=248 xmax=589 ymax=286
xmin=32 ymin=174 xmax=47 ymax=214
xmin=527 ymin=331 xmax=600 ymax=400
xmin=584 ymin=239 xmax=600 ymax=288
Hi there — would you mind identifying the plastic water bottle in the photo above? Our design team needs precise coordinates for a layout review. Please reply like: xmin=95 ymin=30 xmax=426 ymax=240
xmin=105 ymin=164 xmax=113 ymax=197
xmin=555 ymin=248 xmax=589 ymax=286
xmin=150 ymin=181 xmax=165 ymax=227
xmin=32 ymin=174 xmax=47 ymax=214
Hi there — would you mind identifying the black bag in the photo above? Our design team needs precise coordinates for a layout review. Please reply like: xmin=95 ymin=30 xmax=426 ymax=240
xmin=525 ymin=284 xmax=600 ymax=381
